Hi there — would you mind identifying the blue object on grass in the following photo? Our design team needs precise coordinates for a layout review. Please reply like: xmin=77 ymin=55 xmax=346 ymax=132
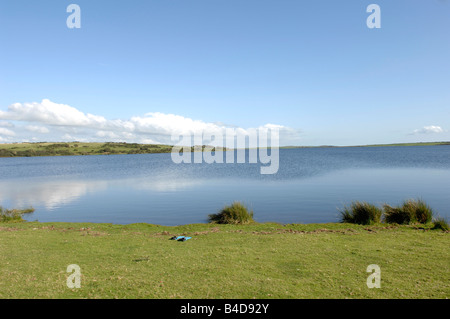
xmin=170 ymin=236 xmax=185 ymax=240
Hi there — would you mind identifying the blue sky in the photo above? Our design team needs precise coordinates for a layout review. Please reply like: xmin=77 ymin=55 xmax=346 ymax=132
xmin=0 ymin=0 xmax=449 ymax=146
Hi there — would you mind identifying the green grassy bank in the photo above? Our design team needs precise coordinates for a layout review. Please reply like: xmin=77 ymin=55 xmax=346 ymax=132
xmin=0 ymin=142 xmax=174 ymax=157
xmin=0 ymin=221 xmax=448 ymax=299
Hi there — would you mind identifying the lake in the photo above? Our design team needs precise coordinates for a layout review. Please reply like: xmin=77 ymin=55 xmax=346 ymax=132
xmin=0 ymin=146 xmax=449 ymax=225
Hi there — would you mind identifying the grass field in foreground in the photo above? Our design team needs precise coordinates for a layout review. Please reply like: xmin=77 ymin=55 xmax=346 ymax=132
xmin=0 ymin=222 xmax=448 ymax=299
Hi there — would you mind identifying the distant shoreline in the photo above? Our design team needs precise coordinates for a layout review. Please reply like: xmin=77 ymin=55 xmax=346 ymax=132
xmin=0 ymin=141 xmax=449 ymax=158
xmin=280 ymin=141 xmax=450 ymax=148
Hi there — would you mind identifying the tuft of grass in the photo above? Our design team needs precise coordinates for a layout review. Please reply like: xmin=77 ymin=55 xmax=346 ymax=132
xmin=383 ymin=204 xmax=412 ymax=225
xmin=405 ymin=199 xmax=434 ymax=224
xmin=0 ymin=206 xmax=35 ymax=223
xmin=384 ymin=199 xmax=434 ymax=225
xmin=339 ymin=201 xmax=382 ymax=225
xmin=432 ymin=217 xmax=449 ymax=231
xmin=208 ymin=202 xmax=255 ymax=224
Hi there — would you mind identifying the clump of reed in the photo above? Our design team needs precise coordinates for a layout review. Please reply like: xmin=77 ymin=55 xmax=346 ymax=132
xmin=339 ymin=201 xmax=382 ymax=225
xmin=208 ymin=202 xmax=255 ymax=224
xmin=340 ymin=198 xmax=447 ymax=230
xmin=383 ymin=199 xmax=433 ymax=224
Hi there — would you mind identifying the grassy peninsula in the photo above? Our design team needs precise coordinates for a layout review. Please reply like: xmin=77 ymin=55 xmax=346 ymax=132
xmin=0 ymin=142 xmax=231 ymax=158
xmin=0 ymin=142 xmax=174 ymax=157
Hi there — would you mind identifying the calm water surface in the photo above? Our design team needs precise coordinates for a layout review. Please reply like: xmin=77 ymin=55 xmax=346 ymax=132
xmin=0 ymin=146 xmax=449 ymax=225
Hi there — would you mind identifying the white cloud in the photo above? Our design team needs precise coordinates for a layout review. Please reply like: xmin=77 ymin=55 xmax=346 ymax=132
xmin=25 ymin=125 xmax=50 ymax=134
xmin=96 ymin=130 xmax=119 ymax=139
xmin=0 ymin=121 xmax=14 ymax=128
xmin=139 ymin=138 xmax=160 ymax=144
xmin=61 ymin=133 xmax=86 ymax=142
xmin=0 ymin=127 xmax=16 ymax=136
xmin=411 ymin=125 xmax=445 ymax=135
xmin=0 ymin=99 xmax=108 ymax=127
xmin=0 ymin=99 xmax=300 ymax=145
xmin=131 ymin=112 xmax=225 ymax=136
